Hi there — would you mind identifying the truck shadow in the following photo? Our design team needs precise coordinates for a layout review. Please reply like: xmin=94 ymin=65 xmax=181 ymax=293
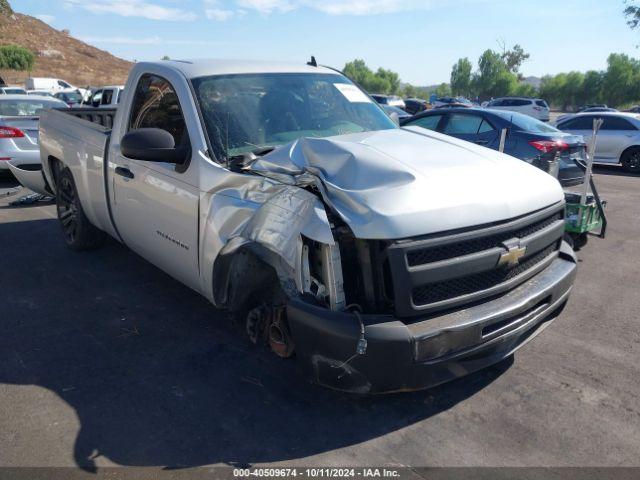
xmin=0 ymin=218 xmax=512 ymax=470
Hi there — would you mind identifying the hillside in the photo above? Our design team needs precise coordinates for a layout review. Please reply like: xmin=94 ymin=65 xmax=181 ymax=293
xmin=0 ymin=2 xmax=132 ymax=88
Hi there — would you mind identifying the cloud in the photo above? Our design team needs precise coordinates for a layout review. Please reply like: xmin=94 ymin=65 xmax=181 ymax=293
xmin=80 ymin=36 xmax=222 ymax=46
xmin=309 ymin=0 xmax=434 ymax=16
xmin=203 ymin=0 xmax=467 ymax=18
xmin=35 ymin=14 xmax=55 ymax=24
xmin=205 ymin=8 xmax=235 ymax=20
xmin=235 ymin=0 xmax=295 ymax=14
xmin=64 ymin=0 xmax=196 ymax=21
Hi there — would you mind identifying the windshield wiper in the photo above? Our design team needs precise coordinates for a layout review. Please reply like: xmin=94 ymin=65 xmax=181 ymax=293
xmin=227 ymin=146 xmax=276 ymax=172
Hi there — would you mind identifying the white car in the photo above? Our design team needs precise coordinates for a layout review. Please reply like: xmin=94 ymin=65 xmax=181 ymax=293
xmin=486 ymin=97 xmax=550 ymax=122
xmin=0 ymin=95 xmax=67 ymax=173
xmin=88 ymin=85 xmax=124 ymax=108
xmin=0 ymin=86 xmax=27 ymax=95
xmin=556 ymin=112 xmax=640 ymax=173
xmin=26 ymin=90 xmax=54 ymax=97
xmin=370 ymin=94 xmax=406 ymax=110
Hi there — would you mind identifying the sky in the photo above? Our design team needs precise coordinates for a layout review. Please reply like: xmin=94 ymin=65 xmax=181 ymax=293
xmin=16 ymin=0 xmax=640 ymax=85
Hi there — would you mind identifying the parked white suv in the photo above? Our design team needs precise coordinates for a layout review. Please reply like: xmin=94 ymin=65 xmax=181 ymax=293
xmin=486 ymin=97 xmax=550 ymax=122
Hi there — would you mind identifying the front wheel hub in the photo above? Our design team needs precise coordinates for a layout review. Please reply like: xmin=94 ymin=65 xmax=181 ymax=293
xmin=245 ymin=304 xmax=294 ymax=358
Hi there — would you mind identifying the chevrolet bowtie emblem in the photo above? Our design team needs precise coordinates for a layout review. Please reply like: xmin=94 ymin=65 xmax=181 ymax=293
xmin=498 ymin=245 xmax=527 ymax=267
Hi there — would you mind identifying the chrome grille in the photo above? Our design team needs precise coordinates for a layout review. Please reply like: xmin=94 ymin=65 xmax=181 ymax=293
xmin=386 ymin=204 xmax=566 ymax=318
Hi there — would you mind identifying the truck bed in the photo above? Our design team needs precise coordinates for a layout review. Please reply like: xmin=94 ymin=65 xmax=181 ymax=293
xmin=57 ymin=107 xmax=117 ymax=130
xmin=39 ymin=108 xmax=115 ymax=237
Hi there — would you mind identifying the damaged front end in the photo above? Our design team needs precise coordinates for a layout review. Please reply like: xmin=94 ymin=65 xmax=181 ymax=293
xmin=198 ymin=133 xmax=576 ymax=393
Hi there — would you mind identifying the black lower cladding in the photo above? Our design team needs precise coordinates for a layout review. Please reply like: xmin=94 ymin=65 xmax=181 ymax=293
xmin=287 ymin=243 xmax=577 ymax=393
xmin=387 ymin=203 xmax=567 ymax=317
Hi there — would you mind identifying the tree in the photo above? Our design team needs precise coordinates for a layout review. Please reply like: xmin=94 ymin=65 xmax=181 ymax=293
xmin=343 ymin=59 xmax=401 ymax=94
xmin=513 ymin=82 xmax=537 ymax=97
xmin=450 ymin=58 xmax=472 ymax=97
xmin=603 ymin=53 xmax=639 ymax=107
xmin=625 ymin=0 xmax=640 ymax=29
xmin=161 ymin=55 xmax=170 ymax=60
xmin=434 ymin=83 xmax=451 ymax=97
xmin=500 ymin=43 xmax=530 ymax=76
xmin=376 ymin=68 xmax=401 ymax=95
xmin=0 ymin=0 xmax=13 ymax=16
xmin=403 ymin=84 xmax=417 ymax=98
xmin=0 ymin=45 xmax=35 ymax=71
xmin=343 ymin=59 xmax=373 ymax=87
xmin=473 ymin=49 xmax=517 ymax=99
xmin=582 ymin=70 xmax=604 ymax=105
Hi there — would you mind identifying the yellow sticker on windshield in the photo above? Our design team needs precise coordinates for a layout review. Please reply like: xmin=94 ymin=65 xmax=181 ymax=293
xmin=333 ymin=83 xmax=372 ymax=103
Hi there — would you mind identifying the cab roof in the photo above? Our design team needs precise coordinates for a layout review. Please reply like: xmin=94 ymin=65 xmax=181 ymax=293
xmin=153 ymin=59 xmax=338 ymax=79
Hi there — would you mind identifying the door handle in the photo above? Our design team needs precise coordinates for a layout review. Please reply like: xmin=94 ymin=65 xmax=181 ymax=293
xmin=115 ymin=166 xmax=134 ymax=179
xmin=475 ymin=140 xmax=489 ymax=145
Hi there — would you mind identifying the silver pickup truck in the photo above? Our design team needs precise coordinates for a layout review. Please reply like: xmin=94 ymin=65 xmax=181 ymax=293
xmin=37 ymin=59 xmax=577 ymax=393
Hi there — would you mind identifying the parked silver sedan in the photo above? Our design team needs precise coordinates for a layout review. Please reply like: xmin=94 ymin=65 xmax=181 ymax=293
xmin=556 ymin=112 xmax=640 ymax=173
xmin=0 ymin=95 xmax=67 ymax=171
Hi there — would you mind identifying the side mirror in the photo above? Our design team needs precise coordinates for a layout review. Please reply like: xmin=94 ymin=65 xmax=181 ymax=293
xmin=121 ymin=128 xmax=189 ymax=164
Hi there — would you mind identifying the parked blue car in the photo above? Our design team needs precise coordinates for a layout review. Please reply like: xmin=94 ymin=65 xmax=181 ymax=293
xmin=401 ymin=107 xmax=585 ymax=187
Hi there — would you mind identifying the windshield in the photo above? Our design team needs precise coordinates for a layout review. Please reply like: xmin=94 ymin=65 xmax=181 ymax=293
xmin=0 ymin=99 xmax=65 ymax=116
xmin=3 ymin=88 xmax=26 ymax=94
xmin=61 ymin=92 xmax=82 ymax=103
xmin=192 ymin=72 xmax=396 ymax=160
xmin=492 ymin=110 xmax=559 ymax=133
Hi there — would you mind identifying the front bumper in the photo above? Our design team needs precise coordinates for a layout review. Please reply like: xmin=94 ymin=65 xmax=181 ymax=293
xmin=287 ymin=241 xmax=577 ymax=393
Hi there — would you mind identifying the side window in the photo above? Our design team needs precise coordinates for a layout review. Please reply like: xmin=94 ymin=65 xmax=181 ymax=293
xmin=58 ymin=80 xmax=70 ymax=88
xmin=478 ymin=118 xmax=495 ymax=133
xmin=535 ymin=100 xmax=548 ymax=108
xmin=92 ymin=90 xmax=103 ymax=108
xmin=558 ymin=116 xmax=593 ymax=130
xmin=601 ymin=117 xmax=636 ymax=131
xmin=511 ymin=99 xmax=530 ymax=107
xmin=129 ymin=74 xmax=188 ymax=146
xmin=101 ymin=89 xmax=113 ymax=105
xmin=409 ymin=115 xmax=442 ymax=131
xmin=443 ymin=114 xmax=483 ymax=135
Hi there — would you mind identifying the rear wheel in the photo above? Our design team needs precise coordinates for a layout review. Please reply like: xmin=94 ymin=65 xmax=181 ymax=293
xmin=56 ymin=168 xmax=106 ymax=250
xmin=621 ymin=147 xmax=640 ymax=173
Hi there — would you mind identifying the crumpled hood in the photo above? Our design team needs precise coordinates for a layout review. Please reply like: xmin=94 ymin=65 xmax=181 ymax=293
xmin=249 ymin=126 xmax=564 ymax=239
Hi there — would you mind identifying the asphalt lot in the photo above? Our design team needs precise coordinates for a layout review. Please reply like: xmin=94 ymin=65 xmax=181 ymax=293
xmin=0 ymin=167 xmax=639 ymax=469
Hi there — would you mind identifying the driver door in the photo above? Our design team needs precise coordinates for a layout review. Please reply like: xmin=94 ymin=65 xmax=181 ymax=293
xmin=109 ymin=73 xmax=200 ymax=289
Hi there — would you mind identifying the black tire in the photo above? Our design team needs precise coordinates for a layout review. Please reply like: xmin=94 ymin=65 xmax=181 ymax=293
xmin=56 ymin=167 xmax=106 ymax=250
xmin=569 ymin=232 xmax=588 ymax=251
xmin=621 ymin=147 xmax=640 ymax=174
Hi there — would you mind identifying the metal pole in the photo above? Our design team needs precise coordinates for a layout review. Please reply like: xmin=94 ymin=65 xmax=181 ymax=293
xmin=581 ymin=119 xmax=603 ymax=205
xmin=498 ymin=128 xmax=507 ymax=153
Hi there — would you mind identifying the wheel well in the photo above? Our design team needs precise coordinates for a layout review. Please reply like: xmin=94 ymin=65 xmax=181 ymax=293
xmin=619 ymin=145 xmax=640 ymax=163
xmin=212 ymin=246 xmax=288 ymax=313
xmin=47 ymin=156 xmax=64 ymax=190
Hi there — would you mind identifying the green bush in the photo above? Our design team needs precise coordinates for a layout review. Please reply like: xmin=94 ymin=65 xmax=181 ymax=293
xmin=0 ymin=45 xmax=35 ymax=71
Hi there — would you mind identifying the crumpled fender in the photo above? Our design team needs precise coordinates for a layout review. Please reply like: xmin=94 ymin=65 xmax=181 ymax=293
xmin=197 ymin=157 xmax=334 ymax=306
